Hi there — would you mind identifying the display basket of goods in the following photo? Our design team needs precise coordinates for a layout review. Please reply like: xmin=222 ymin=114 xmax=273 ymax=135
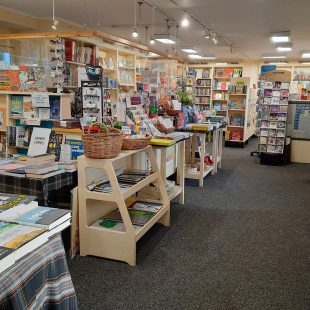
xmin=81 ymin=119 xmax=123 ymax=159
xmin=122 ymin=134 xmax=152 ymax=150
xmin=165 ymin=109 xmax=180 ymax=117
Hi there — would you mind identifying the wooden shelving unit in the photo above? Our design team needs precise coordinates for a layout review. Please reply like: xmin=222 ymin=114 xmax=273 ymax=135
xmin=77 ymin=146 xmax=170 ymax=266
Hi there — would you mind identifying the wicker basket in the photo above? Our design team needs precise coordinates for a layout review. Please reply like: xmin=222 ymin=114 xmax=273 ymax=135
xmin=81 ymin=122 xmax=123 ymax=159
xmin=166 ymin=109 xmax=180 ymax=117
xmin=122 ymin=134 xmax=152 ymax=150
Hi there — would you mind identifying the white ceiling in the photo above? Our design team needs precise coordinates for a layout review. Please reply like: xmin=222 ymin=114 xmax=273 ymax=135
xmin=1 ymin=0 xmax=310 ymax=62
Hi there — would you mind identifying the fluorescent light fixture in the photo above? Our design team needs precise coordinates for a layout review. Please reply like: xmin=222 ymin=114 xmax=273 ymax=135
xmin=299 ymin=61 xmax=310 ymax=64
xmin=181 ymin=14 xmax=190 ymax=27
xmin=301 ymin=52 xmax=310 ymax=58
xmin=188 ymin=55 xmax=216 ymax=60
xmin=181 ymin=48 xmax=198 ymax=53
xmin=216 ymin=62 xmax=228 ymax=65
xmin=154 ymin=34 xmax=177 ymax=44
xmin=270 ymin=32 xmax=290 ymax=43
xmin=268 ymin=62 xmax=288 ymax=65
xmin=262 ymin=55 xmax=286 ymax=59
xmin=277 ymin=46 xmax=292 ymax=52
xmin=147 ymin=52 xmax=160 ymax=57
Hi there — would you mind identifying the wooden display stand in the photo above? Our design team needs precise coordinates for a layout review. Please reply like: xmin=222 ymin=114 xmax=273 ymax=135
xmin=185 ymin=128 xmax=223 ymax=187
xmin=77 ymin=146 xmax=170 ymax=266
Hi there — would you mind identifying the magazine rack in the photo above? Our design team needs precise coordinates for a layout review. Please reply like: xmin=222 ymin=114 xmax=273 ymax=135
xmin=77 ymin=146 xmax=170 ymax=266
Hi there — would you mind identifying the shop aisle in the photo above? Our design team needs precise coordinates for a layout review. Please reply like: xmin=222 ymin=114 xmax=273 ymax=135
xmin=68 ymin=138 xmax=310 ymax=310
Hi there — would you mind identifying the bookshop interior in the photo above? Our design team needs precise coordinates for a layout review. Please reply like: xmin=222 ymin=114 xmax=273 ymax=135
xmin=0 ymin=1 xmax=309 ymax=309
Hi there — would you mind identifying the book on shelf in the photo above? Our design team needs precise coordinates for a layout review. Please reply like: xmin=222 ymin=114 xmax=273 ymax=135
xmin=10 ymin=95 xmax=23 ymax=118
xmin=91 ymin=218 xmax=141 ymax=232
xmin=38 ymin=108 xmax=50 ymax=120
xmin=23 ymin=96 xmax=38 ymax=119
xmin=104 ymin=208 xmax=156 ymax=226
xmin=49 ymin=96 xmax=61 ymax=120
xmin=0 ymin=203 xmax=71 ymax=230
xmin=47 ymin=133 xmax=64 ymax=161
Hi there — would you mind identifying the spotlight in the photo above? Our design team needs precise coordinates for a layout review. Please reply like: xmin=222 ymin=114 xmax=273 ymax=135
xmin=181 ymin=14 xmax=190 ymax=27
xmin=205 ymin=30 xmax=211 ymax=39
xmin=150 ymin=36 xmax=155 ymax=45
xmin=212 ymin=33 xmax=218 ymax=44
xmin=51 ymin=19 xmax=59 ymax=30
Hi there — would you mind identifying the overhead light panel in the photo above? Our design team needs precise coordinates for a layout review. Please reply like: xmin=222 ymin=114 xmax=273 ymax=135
xmin=181 ymin=48 xmax=198 ymax=53
xmin=301 ymin=52 xmax=310 ymax=58
xmin=270 ymin=32 xmax=290 ymax=43
xmin=154 ymin=34 xmax=177 ymax=44
xmin=268 ymin=62 xmax=288 ymax=65
xmin=262 ymin=55 xmax=286 ymax=59
xmin=188 ymin=55 xmax=216 ymax=60
xmin=276 ymin=43 xmax=292 ymax=52
xmin=181 ymin=13 xmax=190 ymax=27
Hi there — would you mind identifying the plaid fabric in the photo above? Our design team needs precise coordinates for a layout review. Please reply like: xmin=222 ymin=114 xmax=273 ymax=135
xmin=0 ymin=234 xmax=78 ymax=310
xmin=0 ymin=172 xmax=77 ymax=204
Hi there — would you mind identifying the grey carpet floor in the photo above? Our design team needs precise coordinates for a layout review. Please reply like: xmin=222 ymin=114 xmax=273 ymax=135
xmin=67 ymin=138 xmax=310 ymax=310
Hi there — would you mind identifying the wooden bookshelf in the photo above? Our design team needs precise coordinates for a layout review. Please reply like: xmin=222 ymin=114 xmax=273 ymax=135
xmin=77 ymin=146 xmax=170 ymax=266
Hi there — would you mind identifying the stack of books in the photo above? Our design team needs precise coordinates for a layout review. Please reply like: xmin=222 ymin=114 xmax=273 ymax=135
xmin=91 ymin=200 xmax=163 ymax=232
xmin=0 ymin=193 xmax=71 ymax=273
xmin=91 ymin=169 xmax=152 ymax=194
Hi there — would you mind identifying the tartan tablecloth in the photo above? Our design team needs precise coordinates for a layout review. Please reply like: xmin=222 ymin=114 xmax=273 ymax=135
xmin=0 ymin=234 xmax=78 ymax=310
xmin=0 ymin=172 xmax=77 ymax=204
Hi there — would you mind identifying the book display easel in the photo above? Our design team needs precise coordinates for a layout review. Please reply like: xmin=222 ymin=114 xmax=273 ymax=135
xmin=77 ymin=146 xmax=170 ymax=266
xmin=257 ymin=70 xmax=291 ymax=154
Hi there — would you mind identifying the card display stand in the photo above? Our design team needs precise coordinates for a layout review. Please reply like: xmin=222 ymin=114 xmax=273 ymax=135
xmin=77 ymin=146 xmax=170 ymax=266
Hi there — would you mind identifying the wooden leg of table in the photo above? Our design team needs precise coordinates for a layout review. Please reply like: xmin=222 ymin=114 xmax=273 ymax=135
xmin=176 ymin=140 xmax=185 ymax=205
xmin=160 ymin=148 xmax=167 ymax=180
xmin=199 ymin=133 xmax=205 ymax=187
xmin=218 ymin=129 xmax=223 ymax=169
xmin=211 ymin=130 xmax=218 ymax=175
xmin=191 ymin=134 xmax=196 ymax=164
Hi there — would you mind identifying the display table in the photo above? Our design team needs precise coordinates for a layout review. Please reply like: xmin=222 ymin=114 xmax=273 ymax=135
xmin=0 ymin=234 xmax=78 ymax=309
xmin=0 ymin=171 xmax=77 ymax=204
xmin=184 ymin=127 xmax=224 ymax=187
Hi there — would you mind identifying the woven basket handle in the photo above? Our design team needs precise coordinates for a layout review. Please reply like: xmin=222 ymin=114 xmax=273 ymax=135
xmin=87 ymin=122 xmax=108 ymax=134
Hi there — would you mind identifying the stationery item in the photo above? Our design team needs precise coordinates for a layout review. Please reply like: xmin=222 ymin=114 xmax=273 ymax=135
xmin=27 ymin=127 xmax=51 ymax=157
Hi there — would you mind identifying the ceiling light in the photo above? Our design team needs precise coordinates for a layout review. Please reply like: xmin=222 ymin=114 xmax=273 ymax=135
xmin=51 ymin=0 xmax=59 ymax=30
xmin=299 ymin=60 xmax=310 ymax=64
xmin=188 ymin=55 xmax=216 ymax=60
xmin=216 ymin=62 xmax=228 ymax=65
xmin=268 ymin=62 xmax=288 ymax=65
xmin=270 ymin=32 xmax=290 ymax=43
xmin=154 ymin=34 xmax=177 ymax=44
xmin=301 ymin=52 xmax=310 ymax=58
xmin=181 ymin=13 xmax=190 ymax=27
xmin=262 ymin=55 xmax=286 ymax=59
xmin=147 ymin=52 xmax=160 ymax=57
xmin=277 ymin=46 xmax=292 ymax=52
xmin=181 ymin=48 xmax=197 ymax=53
xmin=212 ymin=33 xmax=218 ymax=44
xmin=150 ymin=7 xmax=156 ymax=45
xmin=132 ymin=28 xmax=138 ymax=38
xmin=150 ymin=36 xmax=155 ymax=45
